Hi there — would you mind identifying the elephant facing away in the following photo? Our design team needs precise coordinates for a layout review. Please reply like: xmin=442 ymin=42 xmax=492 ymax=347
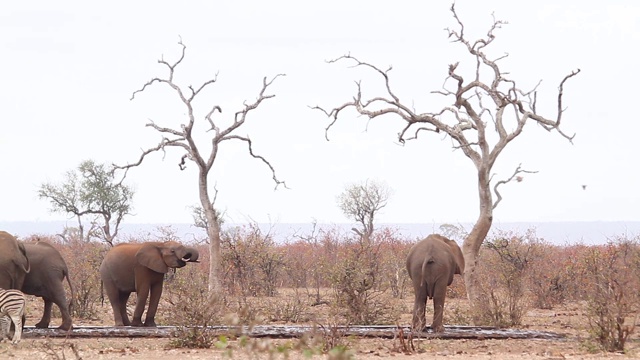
xmin=99 ymin=241 xmax=200 ymax=327
xmin=406 ymin=234 xmax=465 ymax=332
xmin=0 ymin=231 xmax=30 ymax=290
xmin=22 ymin=241 xmax=74 ymax=330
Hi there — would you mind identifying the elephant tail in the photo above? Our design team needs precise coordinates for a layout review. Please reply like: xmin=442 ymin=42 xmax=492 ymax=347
xmin=421 ymin=257 xmax=436 ymax=298
xmin=421 ymin=256 xmax=435 ymax=280
xmin=64 ymin=268 xmax=75 ymax=314
xmin=100 ymin=280 xmax=104 ymax=306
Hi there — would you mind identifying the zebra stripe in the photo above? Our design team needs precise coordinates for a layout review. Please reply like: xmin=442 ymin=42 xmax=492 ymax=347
xmin=0 ymin=288 xmax=26 ymax=345
xmin=0 ymin=315 xmax=10 ymax=339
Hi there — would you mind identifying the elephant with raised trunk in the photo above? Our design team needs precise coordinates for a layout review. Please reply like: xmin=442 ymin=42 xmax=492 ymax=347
xmin=406 ymin=234 xmax=465 ymax=332
xmin=99 ymin=241 xmax=200 ymax=327
xmin=0 ymin=231 xmax=30 ymax=290
xmin=22 ymin=241 xmax=75 ymax=330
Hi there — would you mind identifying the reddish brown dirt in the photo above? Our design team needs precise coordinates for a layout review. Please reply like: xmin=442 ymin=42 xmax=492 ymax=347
xmin=2 ymin=296 xmax=639 ymax=359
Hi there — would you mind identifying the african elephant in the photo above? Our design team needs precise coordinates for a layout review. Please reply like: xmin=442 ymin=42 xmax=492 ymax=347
xmin=22 ymin=241 xmax=74 ymax=330
xmin=406 ymin=234 xmax=465 ymax=332
xmin=0 ymin=231 xmax=30 ymax=290
xmin=99 ymin=241 xmax=200 ymax=327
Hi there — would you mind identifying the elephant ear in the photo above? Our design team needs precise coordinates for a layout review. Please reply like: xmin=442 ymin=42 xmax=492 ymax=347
xmin=16 ymin=241 xmax=31 ymax=273
xmin=135 ymin=243 xmax=169 ymax=274
xmin=446 ymin=239 xmax=465 ymax=275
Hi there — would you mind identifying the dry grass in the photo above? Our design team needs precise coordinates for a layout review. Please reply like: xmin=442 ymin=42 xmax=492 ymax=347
xmin=6 ymin=289 xmax=640 ymax=359
xmin=8 ymin=230 xmax=640 ymax=358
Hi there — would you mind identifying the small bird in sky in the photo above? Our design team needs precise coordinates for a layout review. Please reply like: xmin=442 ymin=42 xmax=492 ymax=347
xmin=582 ymin=185 xmax=587 ymax=190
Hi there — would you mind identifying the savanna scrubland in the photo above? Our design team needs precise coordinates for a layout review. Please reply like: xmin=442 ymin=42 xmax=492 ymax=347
xmin=4 ymin=225 xmax=640 ymax=359
xmin=3 ymin=2 xmax=635 ymax=359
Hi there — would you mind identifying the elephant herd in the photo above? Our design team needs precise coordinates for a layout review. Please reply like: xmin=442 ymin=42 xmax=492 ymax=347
xmin=1 ymin=229 xmax=464 ymax=338
xmin=0 ymin=231 xmax=73 ymax=331
xmin=0 ymin=230 xmax=200 ymax=338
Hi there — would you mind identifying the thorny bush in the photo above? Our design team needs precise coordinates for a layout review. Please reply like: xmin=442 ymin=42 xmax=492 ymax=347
xmin=578 ymin=237 xmax=640 ymax=352
xmin=328 ymin=230 xmax=405 ymax=325
xmin=17 ymin=224 xmax=640 ymax=356
xmin=221 ymin=224 xmax=285 ymax=297
xmin=163 ymin=260 xmax=223 ymax=349
xmin=471 ymin=229 xmax=545 ymax=327
xmin=283 ymin=226 xmax=342 ymax=306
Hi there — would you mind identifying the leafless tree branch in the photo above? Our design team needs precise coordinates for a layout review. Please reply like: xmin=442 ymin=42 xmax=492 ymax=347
xmin=220 ymin=135 xmax=288 ymax=190
xmin=130 ymin=39 xmax=187 ymax=101
xmin=116 ymin=45 xmax=285 ymax=187
xmin=492 ymin=164 xmax=538 ymax=209
xmin=188 ymin=71 xmax=219 ymax=101
xmin=205 ymin=105 xmax=223 ymax=132
xmin=315 ymin=4 xmax=578 ymax=171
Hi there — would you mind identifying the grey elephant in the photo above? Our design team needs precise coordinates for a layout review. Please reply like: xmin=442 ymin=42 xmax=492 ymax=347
xmin=0 ymin=231 xmax=30 ymax=290
xmin=22 ymin=241 xmax=74 ymax=330
xmin=406 ymin=234 xmax=465 ymax=332
xmin=99 ymin=241 xmax=200 ymax=327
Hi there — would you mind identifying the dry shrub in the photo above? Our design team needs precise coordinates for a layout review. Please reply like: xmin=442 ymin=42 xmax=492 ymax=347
xmin=375 ymin=228 xmax=412 ymax=299
xmin=328 ymin=230 xmax=405 ymax=325
xmin=163 ymin=262 xmax=223 ymax=349
xmin=330 ymin=251 xmax=383 ymax=325
xmin=579 ymin=237 xmax=640 ymax=352
xmin=221 ymin=224 xmax=285 ymax=297
xmin=50 ymin=237 xmax=107 ymax=320
xmin=444 ymin=300 xmax=473 ymax=326
xmin=471 ymin=229 xmax=544 ymax=327
xmin=447 ymin=275 xmax=467 ymax=299
xmin=526 ymin=243 xmax=571 ymax=309
xmin=557 ymin=244 xmax=593 ymax=301
xmin=314 ymin=321 xmax=354 ymax=357
xmin=264 ymin=288 xmax=311 ymax=323
xmin=281 ymin=241 xmax=312 ymax=289
xmin=283 ymin=225 xmax=342 ymax=306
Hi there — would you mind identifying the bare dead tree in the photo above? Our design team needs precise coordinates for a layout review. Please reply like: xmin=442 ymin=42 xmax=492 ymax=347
xmin=116 ymin=40 xmax=286 ymax=294
xmin=313 ymin=4 xmax=579 ymax=305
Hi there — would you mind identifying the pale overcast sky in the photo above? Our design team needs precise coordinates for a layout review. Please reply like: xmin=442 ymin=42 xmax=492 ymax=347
xmin=0 ymin=1 xmax=638 ymax=226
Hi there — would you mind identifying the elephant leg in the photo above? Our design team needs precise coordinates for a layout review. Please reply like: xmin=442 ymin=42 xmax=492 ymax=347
xmin=35 ymin=298 xmax=53 ymax=328
xmin=103 ymin=280 xmax=127 ymax=326
xmin=143 ymin=283 xmax=164 ymax=327
xmin=432 ymin=283 xmax=447 ymax=333
xmin=412 ymin=286 xmax=428 ymax=332
xmin=132 ymin=286 xmax=149 ymax=327
xmin=118 ymin=292 xmax=132 ymax=326
xmin=52 ymin=293 xmax=73 ymax=330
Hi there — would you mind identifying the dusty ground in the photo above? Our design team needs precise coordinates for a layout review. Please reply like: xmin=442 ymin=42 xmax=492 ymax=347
xmin=1 ymin=295 xmax=639 ymax=359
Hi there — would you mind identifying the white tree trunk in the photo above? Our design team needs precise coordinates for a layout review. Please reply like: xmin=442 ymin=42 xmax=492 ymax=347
xmin=207 ymin=217 xmax=222 ymax=294
xmin=462 ymin=169 xmax=494 ymax=307
xmin=198 ymin=172 xmax=222 ymax=294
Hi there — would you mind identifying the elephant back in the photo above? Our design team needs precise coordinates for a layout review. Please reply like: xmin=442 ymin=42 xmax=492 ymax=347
xmin=0 ymin=231 xmax=31 ymax=289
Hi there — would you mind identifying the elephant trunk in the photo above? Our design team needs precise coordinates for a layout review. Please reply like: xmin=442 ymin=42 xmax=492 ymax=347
xmin=180 ymin=247 xmax=200 ymax=263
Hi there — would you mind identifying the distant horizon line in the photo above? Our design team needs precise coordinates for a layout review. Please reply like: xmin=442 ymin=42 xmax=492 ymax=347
xmin=3 ymin=220 xmax=640 ymax=245
xmin=4 ymin=220 xmax=639 ymax=225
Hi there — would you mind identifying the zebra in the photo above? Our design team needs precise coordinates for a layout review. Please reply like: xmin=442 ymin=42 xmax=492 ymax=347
xmin=0 ymin=288 xmax=26 ymax=344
